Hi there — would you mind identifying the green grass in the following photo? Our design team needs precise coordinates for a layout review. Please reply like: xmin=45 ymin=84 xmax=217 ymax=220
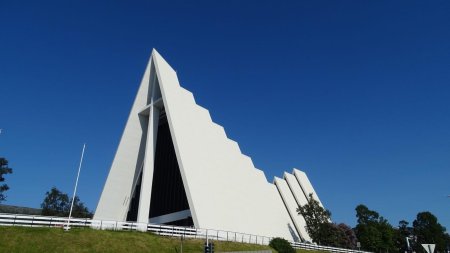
xmin=0 ymin=226 xmax=276 ymax=253
xmin=297 ymin=250 xmax=324 ymax=253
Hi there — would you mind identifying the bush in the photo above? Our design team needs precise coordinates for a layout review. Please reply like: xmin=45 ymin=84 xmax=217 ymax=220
xmin=269 ymin=237 xmax=295 ymax=253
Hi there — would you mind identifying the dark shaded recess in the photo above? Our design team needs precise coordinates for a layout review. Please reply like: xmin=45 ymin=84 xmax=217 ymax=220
xmin=165 ymin=216 xmax=194 ymax=227
xmin=149 ymin=113 xmax=191 ymax=221
xmin=126 ymin=173 xmax=142 ymax=221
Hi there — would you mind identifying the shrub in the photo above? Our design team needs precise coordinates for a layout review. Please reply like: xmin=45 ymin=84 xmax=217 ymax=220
xmin=269 ymin=237 xmax=295 ymax=253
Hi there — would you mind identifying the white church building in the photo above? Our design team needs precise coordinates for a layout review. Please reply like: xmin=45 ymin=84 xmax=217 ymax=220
xmin=94 ymin=49 xmax=325 ymax=242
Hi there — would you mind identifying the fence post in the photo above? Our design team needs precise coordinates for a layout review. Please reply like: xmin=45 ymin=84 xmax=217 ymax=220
xmin=227 ymin=231 xmax=228 ymax=241
xmin=217 ymin=230 xmax=219 ymax=240
xmin=49 ymin=217 xmax=52 ymax=227
xmin=31 ymin=216 xmax=34 ymax=227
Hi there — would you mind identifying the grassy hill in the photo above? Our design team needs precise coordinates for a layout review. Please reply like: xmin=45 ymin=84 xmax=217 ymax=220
xmin=0 ymin=204 xmax=42 ymax=215
xmin=0 ymin=226 xmax=279 ymax=253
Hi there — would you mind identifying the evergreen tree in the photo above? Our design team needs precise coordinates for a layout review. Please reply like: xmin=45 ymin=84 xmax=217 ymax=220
xmin=41 ymin=187 xmax=92 ymax=218
xmin=41 ymin=187 xmax=70 ymax=216
xmin=413 ymin=212 xmax=447 ymax=253
xmin=297 ymin=193 xmax=355 ymax=248
xmin=394 ymin=220 xmax=414 ymax=253
xmin=0 ymin=157 xmax=13 ymax=203
xmin=297 ymin=193 xmax=331 ymax=244
xmin=337 ymin=223 xmax=358 ymax=249
xmin=354 ymin=204 xmax=396 ymax=253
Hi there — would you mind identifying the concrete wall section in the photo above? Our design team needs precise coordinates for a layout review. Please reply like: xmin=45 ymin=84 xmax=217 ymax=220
xmin=293 ymin=169 xmax=324 ymax=207
xmin=284 ymin=172 xmax=308 ymax=207
xmin=274 ymin=177 xmax=311 ymax=242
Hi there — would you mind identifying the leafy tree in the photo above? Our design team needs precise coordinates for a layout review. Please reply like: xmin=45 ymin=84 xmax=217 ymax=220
xmin=394 ymin=220 xmax=414 ymax=253
xmin=0 ymin=157 xmax=13 ymax=203
xmin=297 ymin=193 xmax=331 ymax=243
xmin=446 ymin=233 xmax=450 ymax=253
xmin=337 ymin=223 xmax=358 ymax=249
xmin=356 ymin=204 xmax=380 ymax=224
xmin=69 ymin=196 xmax=92 ymax=218
xmin=354 ymin=204 xmax=396 ymax=253
xmin=297 ymin=193 xmax=355 ymax=248
xmin=378 ymin=217 xmax=396 ymax=253
xmin=41 ymin=187 xmax=92 ymax=218
xmin=316 ymin=223 xmax=347 ymax=248
xmin=41 ymin=187 xmax=70 ymax=216
xmin=413 ymin=211 xmax=447 ymax=253
xmin=355 ymin=220 xmax=383 ymax=251
xmin=269 ymin=237 xmax=295 ymax=253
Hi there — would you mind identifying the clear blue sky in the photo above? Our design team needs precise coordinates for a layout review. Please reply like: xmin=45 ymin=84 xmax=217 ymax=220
xmin=1 ymin=1 xmax=449 ymax=229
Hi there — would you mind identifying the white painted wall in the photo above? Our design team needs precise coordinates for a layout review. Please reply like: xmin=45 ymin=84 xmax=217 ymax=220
xmin=274 ymin=177 xmax=311 ymax=242
xmin=293 ymin=169 xmax=324 ymax=207
xmin=284 ymin=172 xmax=309 ymax=207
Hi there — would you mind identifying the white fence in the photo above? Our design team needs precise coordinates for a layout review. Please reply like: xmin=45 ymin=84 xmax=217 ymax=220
xmin=0 ymin=213 xmax=370 ymax=253
xmin=291 ymin=242 xmax=370 ymax=253
xmin=0 ymin=213 xmax=271 ymax=245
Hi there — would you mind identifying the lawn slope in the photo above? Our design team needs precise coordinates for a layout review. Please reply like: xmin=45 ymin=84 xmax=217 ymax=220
xmin=0 ymin=226 xmax=274 ymax=253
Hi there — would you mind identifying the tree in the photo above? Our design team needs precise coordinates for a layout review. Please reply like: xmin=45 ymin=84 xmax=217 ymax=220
xmin=41 ymin=187 xmax=92 ymax=218
xmin=69 ymin=196 xmax=92 ymax=218
xmin=337 ymin=223 xmax=358 ymax=249
xmin=354 ymin=204 xmax=396 ymax=253
xmin=297 ymin=193 xmax=332 ymax=244
xmin=413 ymin=211 xmax=447 ymax=253
xmin=378 ymin=217 xmax=396 ymax=253
xmin=0 ymin=157 xmax=13 ymax=203
xmin=355 ymin=204 xmax=380 ymax=224
xmin=394 ymin=220 xmax=414 ymax=253
xmin=41 ymin=187 xmax=70 ymax=216
xmin=355 ymin=220 xmax=383 ymax=252
xmin=269 ymin=237 xmax=295 ymax=253
xmin=446 ymin=233 xmax=450 ymax=253
xmin=297 ymin=193 xmax=356 ymax=248
xmin=315 ymin=223 xmax=348 ymax=248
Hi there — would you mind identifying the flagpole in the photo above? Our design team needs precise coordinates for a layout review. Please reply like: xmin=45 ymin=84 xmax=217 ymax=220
xmin=65 ymin=143 xmax=86 ymax=231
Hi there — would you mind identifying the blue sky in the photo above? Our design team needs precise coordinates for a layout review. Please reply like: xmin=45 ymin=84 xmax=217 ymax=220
xmin=1 ymin=1 xmax=449 ymax=229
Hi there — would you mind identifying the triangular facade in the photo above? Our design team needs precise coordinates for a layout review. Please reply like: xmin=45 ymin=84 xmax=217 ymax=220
xmin=95 ymin=49 xmax=325 ymax=241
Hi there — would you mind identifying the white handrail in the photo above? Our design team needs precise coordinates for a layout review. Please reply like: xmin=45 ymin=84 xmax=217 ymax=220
xmin=0 ymin=213 xmax=371 ymax=253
